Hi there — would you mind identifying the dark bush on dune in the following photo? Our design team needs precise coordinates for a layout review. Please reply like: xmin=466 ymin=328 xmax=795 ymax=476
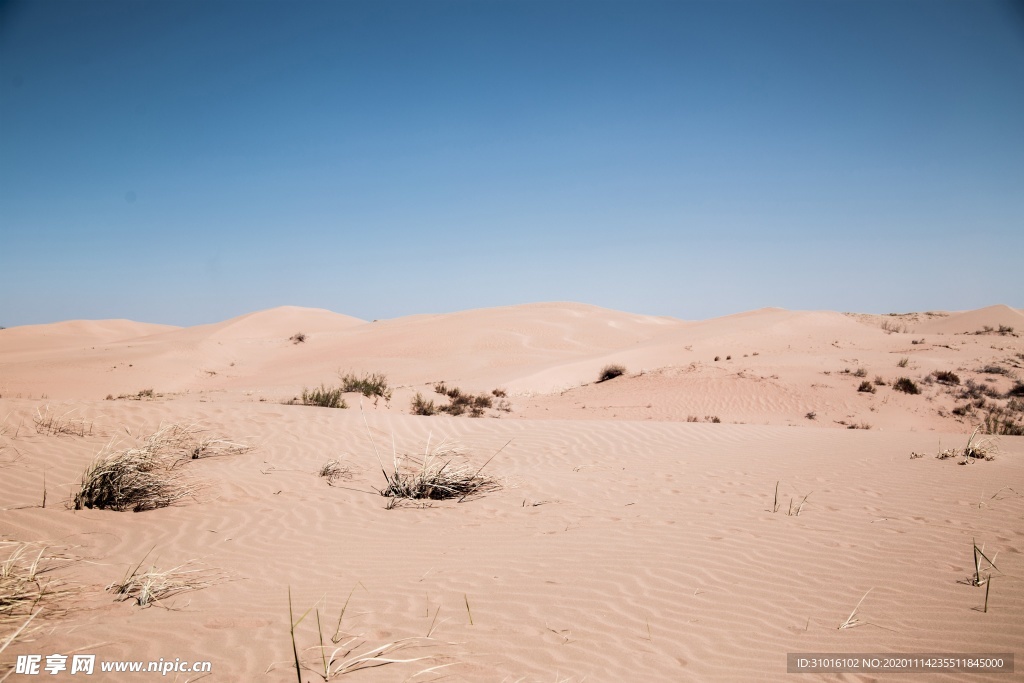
xmin=598 ymin=364 xmax=626 ymax=382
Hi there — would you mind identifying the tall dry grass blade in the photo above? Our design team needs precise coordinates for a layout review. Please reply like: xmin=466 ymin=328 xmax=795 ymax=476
xmin=838 ymin=588 xmax=872 ymax=629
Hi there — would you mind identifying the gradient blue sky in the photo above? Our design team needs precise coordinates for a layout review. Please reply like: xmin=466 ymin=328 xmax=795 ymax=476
xmin=2 ymin=0 xmax=1022 ymax=326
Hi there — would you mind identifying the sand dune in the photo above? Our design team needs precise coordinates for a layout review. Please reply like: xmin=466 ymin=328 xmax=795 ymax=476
xmin=1 ymin=302 xmax=1022 ymax=681
xmin=913 ymin=304 xmax=1024 ymax=335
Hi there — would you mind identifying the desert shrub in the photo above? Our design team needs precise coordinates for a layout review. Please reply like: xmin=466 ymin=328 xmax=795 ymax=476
xmin=933 ymin=370 xmax=961 ymax=385
xmin=805 ymin=411 xmax=816 ymax=420
xmin=893 ymin=377 xmax=920 ymax=395
xmin=339 ymin=371 xmax=392 ymax=403
xmin=857 ymin=381 xmax=876 ymax=393
xmin=410 ymin=393 xmax=437 ymax=416
xmin=979 ymin=364 xmax=1009 ymax=376
xmin=418 ymin=384 xmax=494 ymax=417
xmin=847 ymin=422 xmax=872 ymax=430
xmin=853 ymin=368 xmax=867 ymax=378
xmin=491 ymin=388 xmax=507 ymax=397
xmin=881 ymin=320 xmax=908 ymax=333
xmin=998 ymin=325 xmax=1015 ymax=335
xmin=301 ymin=384 xmax=347 ymax=409
xmin=1008 ymin=382 xmax=1024 ymax=398
xmin=952 ymin=404 xmax=973 ymax=417
xmin=290 ymin=332 xmax=306 ymax=344
xmin=714 ymin=356 xmax=721 ymax=362
xmin=598 ymin=364 xmax=626 ymax=382
xmin=897 ymin=357 xmax=909 ymax=368
xmin=873 ymin=376 xmax=886 ymax=386
xmin=983 ymin=407 xmax=1024 ymax=436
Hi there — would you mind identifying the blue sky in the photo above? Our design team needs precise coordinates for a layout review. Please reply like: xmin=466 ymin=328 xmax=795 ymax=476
xmin=2 ymin=0 xmax=1022 ymax=326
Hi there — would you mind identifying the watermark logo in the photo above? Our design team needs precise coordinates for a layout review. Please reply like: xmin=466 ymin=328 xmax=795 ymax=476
xmin=13 ymin=655 xmax=209 ymax=676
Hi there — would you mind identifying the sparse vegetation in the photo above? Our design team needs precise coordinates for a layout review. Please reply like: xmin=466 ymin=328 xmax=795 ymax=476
xmin=73 ymin=424 xmax=250 ymax=511
xmin=339 ymin=372 xmax=392 ymax=404
xmin=881 ymin=320 xmax=908 ymax=334
xmin=33 ymin=405 xmax=94 ymax=437
xmin=805 ymin=411 xmax=816 ymax=420
xmin=853 ymin=367 xmax=867 ymax=378
xmin=933 ymin=370 xmax=961 ymax=385
xmin=892 ymin=377 xmax=920 ymax=395
xmin=873 ymin=376 xmax=886 ymax=386
xmin=290 ymin=332 xmax=306 ymax=344
xmin=982 ymin=406 xmax=1024 ymax=436
xmin=597 ymin=364 xmax=627 ymax=382
xmin=318 ymin=459 xmax=351 ymax=484
xmin=300 ymin=385 xmax=348 ymax=409
xmin=1008 ymin=381 xmax=1024 ymax=398
xmin=416 ymin=384 xmax=495 ymax=417
xmin=410 ymin=393 xmax=437 ymax=416
xmin=936 ymin=428 xmax=997 ymax=463
xmin=979 ymin=364 xmax=1009 ymax=376
xmin=1 ymin=542 xmax=74 ymax=652
xmin=363 ymin=423 xmax=505 ymax=503
xmin=107 ymin=553 xmax=223 ymax=607
xmin=857 ymin=381 xmax=876 ymax=393
xmin=897 ymin=357 xmax=909 ymax=368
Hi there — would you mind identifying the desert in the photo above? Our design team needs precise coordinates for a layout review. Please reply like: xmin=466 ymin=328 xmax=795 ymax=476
xmin=2 ymin=302 xmax=1022 ymax=681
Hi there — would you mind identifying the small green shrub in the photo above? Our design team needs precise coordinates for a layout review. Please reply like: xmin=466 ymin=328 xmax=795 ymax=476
xmin=893 ymin=377 xmax=920 ymax=395
xmin=301 ymin=384 xmax=347 ymax=409
xmin=598 ymin=364 xmax=626 ymax=382
xmin=411 ymin=392 xmax=437 ymax=416
xmin=339 ymin=371 xmax=392 ymax=403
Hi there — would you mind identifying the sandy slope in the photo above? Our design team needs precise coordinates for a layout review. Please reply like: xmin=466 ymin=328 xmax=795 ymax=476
xmin=1 ymin=303 xmax=1022 ymax=682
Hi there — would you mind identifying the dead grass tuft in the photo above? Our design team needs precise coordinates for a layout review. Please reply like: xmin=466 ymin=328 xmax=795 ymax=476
xmin=107 ymin=552 xmax=225 ymax=607
xmin=33 ymin=405 xmax=94 ymax=437
xmin=1 ymin=542 xmax=76 ymax=652
xmin=73 ymin=424 xmax=252 ymax=511
xmin=318 ymin=459 xmax=351 ymax=485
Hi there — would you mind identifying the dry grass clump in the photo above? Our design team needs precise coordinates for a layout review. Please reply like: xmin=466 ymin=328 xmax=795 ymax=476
xmin=936 ymin=429 xmax=998 ymax=463
xmin=107 ymin=553 xmax=224 ymax=607
xmin=33 ymin=405 xmax=94 ymax=437
xmin=932 ymin=370 xmax=961 ymax=385
xmin=362 ymin=415 xmax=504 ymax=505
xmin=291 ymin=332 xmax=307 ymax=344
xmin=597 ymin=364 xmax=626 ymax=382
xmin=73 ymin=424 xmax=251 ymax=511
xmin=286 ymin=589 xmax=445 ymax=681
xmin=318 ymin=459 xmax=351 ymax=485
xmin=1 ymin=542 xmax=74 ymax=651
xmin=857 ymin=381 xmax=876 ymax=393
xmin=378 ymin=438 xmax=501 ymax=502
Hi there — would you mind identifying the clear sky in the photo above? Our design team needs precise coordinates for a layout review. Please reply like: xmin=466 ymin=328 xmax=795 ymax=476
xmin=2 ymin=0 xmax=1022 ymax=326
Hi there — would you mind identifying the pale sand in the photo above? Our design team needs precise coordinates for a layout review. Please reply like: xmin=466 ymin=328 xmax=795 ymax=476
xmin=1 ymin=303 xmax=1022 ymax=681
